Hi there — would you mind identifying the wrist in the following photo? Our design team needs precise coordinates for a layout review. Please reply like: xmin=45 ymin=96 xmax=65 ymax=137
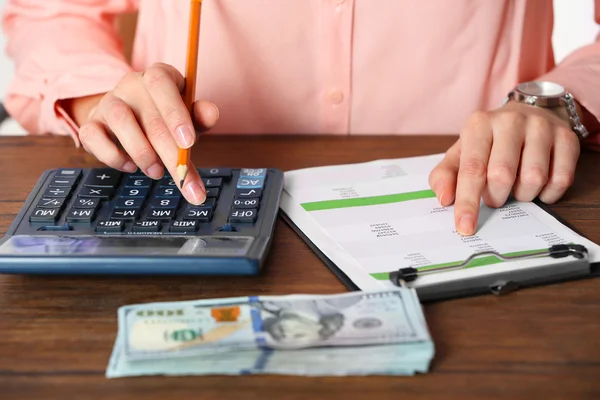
xmin=504 ymin=81 xmax=589 ymax=140
xmin=59 ymin=93 xmax=105 ymax=127
xmin=577 ymin=102 xmax=600 ymax=135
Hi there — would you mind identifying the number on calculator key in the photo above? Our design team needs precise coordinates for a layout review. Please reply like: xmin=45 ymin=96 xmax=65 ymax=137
xmin=150 ymin=198 xmax=180 ymax=209
xmin=156 ymin=187 xmax=181 ymax=198
xmin=159 ymin=177 xmax=178 ymax=187
xmin=115 ymin=198 xmax=144 ymax=209
xmin=232 ymin=198 xmax=259 ymax=209
xmin=124 ymin=176 xmax=152 ymax=188
xmin=121 ymin=188 xmax=149 ymax=198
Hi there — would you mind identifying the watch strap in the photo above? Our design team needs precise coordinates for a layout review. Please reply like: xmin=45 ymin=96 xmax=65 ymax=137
xmin=562 ymin=93 xmax=589 ymax=140
xmin=503 ymin=91 xmax=589 ymax=141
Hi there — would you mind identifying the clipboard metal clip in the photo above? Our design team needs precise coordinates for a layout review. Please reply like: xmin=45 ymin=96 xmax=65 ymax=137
xmin=389 ymin=244 xmax=588 ymax=287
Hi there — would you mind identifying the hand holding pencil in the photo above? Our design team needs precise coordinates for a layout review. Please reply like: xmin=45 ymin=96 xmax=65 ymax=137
xmin=76 ymin=0 xmax=218 ymax=206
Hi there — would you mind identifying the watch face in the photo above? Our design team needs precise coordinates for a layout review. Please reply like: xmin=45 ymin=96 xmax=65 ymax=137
xmin=517 ymin=81 xmax=565 ymax=97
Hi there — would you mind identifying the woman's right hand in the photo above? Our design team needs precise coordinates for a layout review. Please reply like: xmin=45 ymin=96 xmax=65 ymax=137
xmin=69 ymin=62 xmax=220 ymax=205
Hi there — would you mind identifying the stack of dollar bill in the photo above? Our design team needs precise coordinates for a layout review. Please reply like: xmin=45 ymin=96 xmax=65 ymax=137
xmin=106 ymin=289 xmax=434 ymax=377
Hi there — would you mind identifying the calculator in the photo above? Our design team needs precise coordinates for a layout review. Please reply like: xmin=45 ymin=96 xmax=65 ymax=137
xmin=0 ymin=167 xmax=284 ymax=275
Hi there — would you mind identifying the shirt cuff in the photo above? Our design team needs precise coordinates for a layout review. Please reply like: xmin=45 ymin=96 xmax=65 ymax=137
xmin=7 ymin=59 xmax=133 ymax=146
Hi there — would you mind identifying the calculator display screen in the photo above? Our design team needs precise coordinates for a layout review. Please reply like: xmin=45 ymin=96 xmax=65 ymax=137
xmin=0 ymin=235 xmax=253 ymax=256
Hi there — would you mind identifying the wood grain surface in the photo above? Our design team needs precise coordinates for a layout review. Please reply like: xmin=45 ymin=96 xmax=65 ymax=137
xmin=0 ymin=135 xmax=599 ymax=400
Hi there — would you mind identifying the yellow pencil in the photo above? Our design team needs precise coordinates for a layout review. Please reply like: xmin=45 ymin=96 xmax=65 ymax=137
xmin=177 ymin=0 xmax=203 ymax=187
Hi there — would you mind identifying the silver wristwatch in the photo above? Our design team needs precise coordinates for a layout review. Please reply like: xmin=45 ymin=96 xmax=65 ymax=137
xmin=504 ymin=81 xmax=589 ymax=140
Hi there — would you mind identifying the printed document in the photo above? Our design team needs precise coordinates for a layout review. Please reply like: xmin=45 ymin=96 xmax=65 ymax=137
xmin=280 ymin=154 xmax=600 ymax=291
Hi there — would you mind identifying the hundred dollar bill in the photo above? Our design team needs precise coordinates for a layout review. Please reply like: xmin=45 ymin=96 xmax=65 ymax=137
xmin=106 ymin=288 xmax=434 ymax=378
xmin=106 ymin=336 xmax=434 ymax=378
xmin=119 ymin=289 xmax=431 ymax=361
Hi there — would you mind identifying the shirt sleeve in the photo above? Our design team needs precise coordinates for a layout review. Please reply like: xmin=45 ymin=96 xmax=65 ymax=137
xmin=538 ymin=0 xmax=600 ymax=149
xmin=1 ymin=0 xmax=139 ymax=144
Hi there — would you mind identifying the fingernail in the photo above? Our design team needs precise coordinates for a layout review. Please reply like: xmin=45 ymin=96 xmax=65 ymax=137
xmin=122 ymin=161 xmax=137 ymax=173
xmin=175 ymin=125 xmax=195 ymax=148
xmin=458 ymin=215 xmax=476 ymax=236
xmin=211 ymin=102 xmax=220 ymax=120
xmin=186 ymin=181 xmax=206 ymax=205
xmin=433 ymin=182 xmax=444 ymax=204
xmin=146 ymin=163 xmax=164 ymax=179
xmin=438 ymin=190 xmax=445 ymax=205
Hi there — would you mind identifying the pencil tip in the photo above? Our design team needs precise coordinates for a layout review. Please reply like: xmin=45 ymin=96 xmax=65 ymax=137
xmin=179 ymin=179 xmax=185 ymax=188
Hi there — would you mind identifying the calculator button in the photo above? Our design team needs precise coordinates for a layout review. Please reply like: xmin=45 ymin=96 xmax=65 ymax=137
xmin=55 ymin=168 xmax=82 ymax=180
xmin=133 ymin=220 xmax=162 ymax=233
xmin=234 ymin=188 xmax=262 ymax=199
xmin=236 ymin=177 xmax=265 ymax=189
xmin=96 ymin=220 xmax=124 ymax=233
xmin=43 ymin=187 xmax=71 ymax=198
xmin=240 ymin=168 xmax=267 ymax=178
xmin=110 ymin=209 xmax=139 ymax=220
xmin=229 ymin=208 xmax=257 ymax=223
xmin=232 ymin=198 xmax=259 ymax=209
xmin=156 ymin=187 xmax=182 ymax=198
xmin=115 ymin=198 xmax=144 ymax=209
xmin=84 ymin=169 xmax=122 ymax=188
xmin=170 ymin=220 xmax=199 ymax=233
xmin=199 ymin=198 xmax=216 ymax=209
xmin=206 ymin=187 xmax=220 ymax=198
xmin=159 ymin=177 xmax=178 ymax=187
xmin=124 ymin=176 xmax=152 ymax=188
xmin=49 ymin=176 xmax=78 ymax=187
xmin=37 ymin=223 xmax=73 ymax=232
xmin=147 ymin=208 xmax=176 ymax=220
xmin=78 ymin=187 xmax=113 ymax=199
xmin=182 ymin=206 xmax=212 ymax=221
xmin=66 ymin=208 xmax=96 ymax=223
xmin=202 ymin=178 xmax=222 ymax=188
xmin=29 ymin=208 xmax=60 ymax=223
xmin=73 ymin=198 xmax=101 ymax=209
xmin=36 ymin=197 xmax=66 ymax=209
xmin=121 ymin=188 xmax=149 ymax=198
xmin=150 ymin=197 xmax=180 ymax=209
xmin=198 ymin=168 xmax=232 ymax=179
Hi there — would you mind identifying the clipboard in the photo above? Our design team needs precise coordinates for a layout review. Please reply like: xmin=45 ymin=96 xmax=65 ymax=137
xmin=280 ymin=201 xmax=600 ymax=303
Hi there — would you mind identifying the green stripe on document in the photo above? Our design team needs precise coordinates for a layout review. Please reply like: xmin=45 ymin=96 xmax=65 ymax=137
xmin=301 ymin=190 xmax=436 ymax=212
xmin=370 ymin=248 xmax=547 ymax=280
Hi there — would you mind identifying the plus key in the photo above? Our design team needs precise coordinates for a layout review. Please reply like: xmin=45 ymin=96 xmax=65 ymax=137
xmin=83 ymin=168 xmax=122 ymax=188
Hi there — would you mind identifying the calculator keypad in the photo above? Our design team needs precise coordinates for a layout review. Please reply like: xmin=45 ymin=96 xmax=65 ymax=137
xmin=28 ymin=167 xmax=270 ymax=234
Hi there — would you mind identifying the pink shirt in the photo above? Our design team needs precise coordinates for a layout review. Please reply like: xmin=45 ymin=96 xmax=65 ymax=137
xmin=2 ymin=0 xmax=600 ymax=145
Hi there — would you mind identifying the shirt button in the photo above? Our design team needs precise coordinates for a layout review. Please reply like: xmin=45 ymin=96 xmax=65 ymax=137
xmin=328 ymin=90 xmax=344 ymax=104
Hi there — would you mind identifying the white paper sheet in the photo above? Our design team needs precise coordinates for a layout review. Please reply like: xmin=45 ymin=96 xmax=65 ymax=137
xmin=280 ymin=154 xmax=600 ymax=290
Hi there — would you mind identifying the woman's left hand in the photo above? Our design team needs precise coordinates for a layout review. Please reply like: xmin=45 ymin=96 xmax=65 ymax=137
xmin=429 ymin=101 xmax=581 ymax=236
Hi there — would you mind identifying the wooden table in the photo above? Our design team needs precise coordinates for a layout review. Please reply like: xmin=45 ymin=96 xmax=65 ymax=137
xmin=1 ymin=135 xmax=599 ymax=400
